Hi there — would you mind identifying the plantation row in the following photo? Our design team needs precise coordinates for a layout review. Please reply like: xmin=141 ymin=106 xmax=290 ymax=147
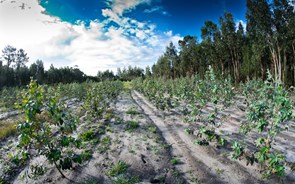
xmin=0 ymin=80 xmax=123 ymax=183
xmin=132 ymin=67 xmax=295 ymax=179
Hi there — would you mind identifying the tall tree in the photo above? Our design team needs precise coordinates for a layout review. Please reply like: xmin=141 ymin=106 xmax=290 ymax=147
xmin=272 ymin=0 xmax=295 ymax=84
xmin=164 ymin=42 xmax=179 ymax=78
xmin=219 ymin=12 xmax=242 ymax=83
xmin=1 ymin=45 xmax=17 ymax=67
xmin=178 ymin=36 xmax=198 ymax=77
xmin=246 ymin=0 xmax=272 ymax=80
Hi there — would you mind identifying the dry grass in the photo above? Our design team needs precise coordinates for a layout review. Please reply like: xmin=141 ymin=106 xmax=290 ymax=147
xmin=0 ymin=120 xmax=17 ymax=141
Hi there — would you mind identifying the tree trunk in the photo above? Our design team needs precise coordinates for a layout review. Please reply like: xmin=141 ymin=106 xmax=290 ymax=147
xmin=283 ymin=48 xmax=287 ymax=85
xmin=292 ymin=42 xmax=295 ymax=86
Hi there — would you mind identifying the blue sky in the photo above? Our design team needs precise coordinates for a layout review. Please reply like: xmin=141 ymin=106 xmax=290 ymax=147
xmin=0 ymin=0 xmax=246 ymax=75
xmin=40 ymin=0 xmax=246 ymax=37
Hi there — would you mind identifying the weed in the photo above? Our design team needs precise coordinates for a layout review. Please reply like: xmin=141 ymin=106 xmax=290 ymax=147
xmin=148 ymin=126 xmax=157 ymax=134
xmin=105 ymin=125 xmax=112 ymax=132
xmin=104 ymin=112 xmax=114 ymax=120
xmin=79 ymin=129 xmax=95 ymax=142
xmin=106 ymin=160 xmax=129 ymax=177
xmin=28 ymin=164 xmax=47 ymax=179
xmin=159 ymin=143 xmax=171 ymax=149
xmin=98 ymin=136 xmax=112 ymax=153
xmin=0 ymin=120 xmax=17 ymax=140
xmin=216 ymin=168 xmax=224 ymax=175
xmin=173 ymin=170 xmax=181 ymax=177
xmin=125 ymin=120 xmax=139 ymax=132
xmin=170 ymin=158 xmax=179 ymax=165
xmin=81 ymin=150 xmax=93 ymax=161
xmin=184 ymin=128 xmax=193 ymax=135
xmin=126 ymin=107 xmax=140 ymax=115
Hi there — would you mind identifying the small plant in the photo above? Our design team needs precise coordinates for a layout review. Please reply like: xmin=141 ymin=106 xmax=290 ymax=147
xmin=14 ymin=80 xmax=85 ymax=178
xmin=28 ymin=164 xmax=47 ymax=179
xmin=79 ymin=129 xmax=96 ymax=142
xmin=113 ymin=175 xmax=140 ymax=184
xmin=238 ymin=71 xmax=293 ymax=178
xmin=184 ymin=128 xmax=193 ymax=135
xmin=170 ymin=158 xmax=179 ymax=165
xmin=126 ymin=107 xmax=140 ymax=115
xmin=107 ymin=160 xmax=129 ymax=177
xmin=0 ymin=120 xmax=17 ymax=140
xmin=98 ymin=136 xmax=112 ymax=153
xmin=125 ymin=120 xmax=139 ymax=132
xmin=81 ymin=150 xmax=93 ymax=161
xmin=148 ymin=126 xmax=157 ymax=134
xmin=231 ymin=141 xmax=243 ymax=159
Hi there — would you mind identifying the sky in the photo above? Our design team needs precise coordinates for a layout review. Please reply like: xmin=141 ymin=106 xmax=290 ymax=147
xmin=0 ymin=0 xmax=246 ymax=76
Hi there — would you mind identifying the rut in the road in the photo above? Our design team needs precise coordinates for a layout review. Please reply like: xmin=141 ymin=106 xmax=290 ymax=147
xmin=131 ymin=90 xmax=265 ymax=184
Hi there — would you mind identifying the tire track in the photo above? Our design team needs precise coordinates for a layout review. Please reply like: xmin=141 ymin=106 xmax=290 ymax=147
xmin=131 ymin=90 xmax=264 ymax=184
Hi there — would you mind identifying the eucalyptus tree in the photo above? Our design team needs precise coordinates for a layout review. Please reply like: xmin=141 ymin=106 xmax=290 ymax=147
xmin=246 ymin=0 xmax=272 ymax=80
xmin=178 ymin=36 xmax=199 ymax=77
xmin=219 ymin=12 xmax=243 ymax=83
xmin=164 ymin=42 xmax=179 ymax=78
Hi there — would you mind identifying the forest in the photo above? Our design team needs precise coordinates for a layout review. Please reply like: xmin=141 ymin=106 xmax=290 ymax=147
xmin=151 ymin=0 xmax=295 ymax=86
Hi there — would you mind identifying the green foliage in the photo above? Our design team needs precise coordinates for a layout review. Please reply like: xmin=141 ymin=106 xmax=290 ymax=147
xmin=148 ymin=126 xmax=157 ymax=134
xmin=0 ymin=120 xmax=17 ymax=140
xmin=83 ymin=81 xmax=123 ymax=119
xmin=126 ymin=107 xmax=140 ymax=115
xmin=28 ymin=164 xmax=47 ymax=179
xmin=98 ymin=136 xmax=112 ymax=153
xmin=79 ymin=129 xmax=96 ymax=142
xmin=231 ymin=141 xmax=244 ymax=159
xmin=238 ymin=72 xmax=293 ymax=178
xmin=184 ymin=128 xmax=193 ymax=135
xmin=14 ymin=79 xmax=85 ymax=178
xmin=106 ymin=160 xmax=129 ymax=177
xmin=170 ymin=158 xmax=179 ymax=165
xmin=125 ymin=120 xmax=139 ymax=132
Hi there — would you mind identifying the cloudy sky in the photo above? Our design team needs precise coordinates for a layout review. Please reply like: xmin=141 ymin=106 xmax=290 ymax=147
xmin=0 ymin=0 xmax=246 ymax=76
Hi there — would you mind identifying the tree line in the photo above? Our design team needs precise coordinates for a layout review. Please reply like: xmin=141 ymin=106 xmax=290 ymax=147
xmin=0 ymin=45 xmax=89 ymax=89
xmin=2 ymin=0 xmax=294 ymax=88
xmin=151 ymin=0 xmax=295 ymax=86
xmin=0 ymin=45 xmax=145 ymax=89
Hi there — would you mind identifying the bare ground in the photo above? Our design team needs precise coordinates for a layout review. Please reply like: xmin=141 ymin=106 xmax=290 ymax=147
xmin=1 ymin=90 xmax=295 ymax=183
xmin=131 ymin=90 xmax=295 ymax=184
xmin=1 ymin=91 xmax=186 ymax=184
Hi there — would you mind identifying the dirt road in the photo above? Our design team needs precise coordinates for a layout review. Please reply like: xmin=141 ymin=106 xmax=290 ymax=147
xmin=131 ymin=90 xmax=295 ymax=184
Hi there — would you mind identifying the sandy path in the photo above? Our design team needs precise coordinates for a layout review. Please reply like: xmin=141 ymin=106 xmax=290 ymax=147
xmin=131 ymin=90 xmax=293 ymax=184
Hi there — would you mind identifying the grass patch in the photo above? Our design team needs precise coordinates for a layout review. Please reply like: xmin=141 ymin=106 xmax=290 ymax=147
xmin=170 ymin=158 xmax=179 ymax=165
xmin=98 ymin=136 xmax=112 ymax=153
xmin=0 ymin=120 xmax=17 ymax=141
xmin=79 ymin=129 xmax=96 ymax=142
xmin=125 ymin=120 xmax=139 ymax=132
xmin=81 ymin=150 xmax=93 ymax=161
xmin=148 ymin=126 xmax=157 ymax=134
xmin=113 ymin=175 xmax=140 ymax=184
xmin=126 ymin=107 xmax=140 ymax=115
xmin=106 ymin=160 xmax=129 ymax=177
xmin=123 ymin=82 xmax=132 ymax=90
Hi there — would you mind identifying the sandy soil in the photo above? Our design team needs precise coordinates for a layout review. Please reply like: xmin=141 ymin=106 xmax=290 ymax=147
xmin=1 ymin=89 xmax=294 ymax=184
xmin=131 ymin=90 xmax=295 ymax=184
xmin=1 ymin=91 xmax=185 ymax=184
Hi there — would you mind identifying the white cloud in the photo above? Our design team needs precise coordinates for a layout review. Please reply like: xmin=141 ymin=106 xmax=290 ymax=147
xmin=105 ymin=0 xmax=151 ymax=16
xmin=235 ymin=20 xmax=247 ymax=32
xmin=144 ymin=6 xmax=162 ymax=13
xmin=0 ymin=0 xmax=182 ymax=75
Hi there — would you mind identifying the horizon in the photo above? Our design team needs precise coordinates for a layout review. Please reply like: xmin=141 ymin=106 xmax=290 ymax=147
xmin=0 ymin=0 xmax=246 ymax=76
